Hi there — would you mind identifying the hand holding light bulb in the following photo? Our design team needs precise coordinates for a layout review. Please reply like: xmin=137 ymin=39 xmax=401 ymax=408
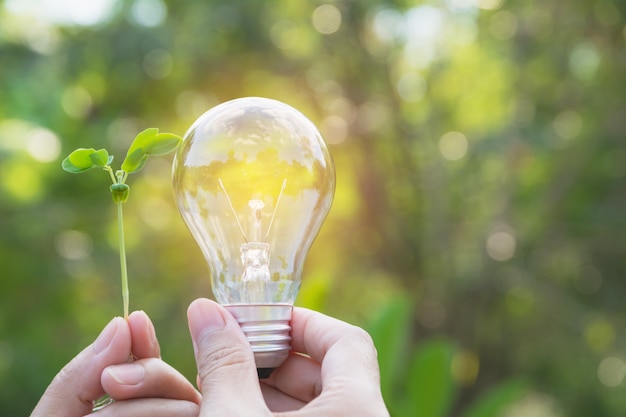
xmin=173 ymin=97 xmax=336 ymax=377
xmin=187 ymin=298 xmax=390 ymax=416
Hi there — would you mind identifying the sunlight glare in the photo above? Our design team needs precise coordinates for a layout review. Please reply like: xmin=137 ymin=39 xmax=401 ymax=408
xmin=5 ymin=0 xmax=118 ymax=26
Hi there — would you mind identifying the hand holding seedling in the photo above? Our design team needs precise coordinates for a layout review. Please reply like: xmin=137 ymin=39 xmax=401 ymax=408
xmin=62 ymin=128 xmax=182 ymax=319
xmin=30 ymin=310 xmax=201 ymax=417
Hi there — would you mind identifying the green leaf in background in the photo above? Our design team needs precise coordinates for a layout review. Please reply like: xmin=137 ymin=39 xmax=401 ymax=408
xmin=460 ymin=379 xmax=527 ymax=417
xmin=366 ymin=297 xmax=412 ymax=409
xmin=62 ymin=148 xmax=105 ymax=173
xmin=407 ymin=339 xmax=456 ymax=417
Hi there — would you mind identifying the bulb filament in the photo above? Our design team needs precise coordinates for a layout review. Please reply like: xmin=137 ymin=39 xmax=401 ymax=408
xmin=218 ymin=178 xmax=287 ymax=283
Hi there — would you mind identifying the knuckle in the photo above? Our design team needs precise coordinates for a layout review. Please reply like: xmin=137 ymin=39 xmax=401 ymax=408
xmin=197 ymin=343 xmax=255 ymax=380
xmin=351 ymin=325 xmax=375 ymax=345
xmin=349 ymin=325 xmax=377 ymax=354
xmin=342 ymin=325 xmax=381 ymax=376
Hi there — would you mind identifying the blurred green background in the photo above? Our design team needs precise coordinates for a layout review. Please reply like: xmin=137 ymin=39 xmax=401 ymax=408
xmin=1 ymin=0 xmax=625 ymax=415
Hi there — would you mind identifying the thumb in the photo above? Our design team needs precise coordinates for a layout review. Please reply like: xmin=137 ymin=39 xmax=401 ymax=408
xmin=187 ymin=299 xmax=268 ymax=415
xmin=31 ymin=317 xmax=131 ymax=417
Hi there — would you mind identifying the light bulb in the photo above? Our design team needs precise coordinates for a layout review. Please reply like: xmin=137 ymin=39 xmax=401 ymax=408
xmin=173 ymin=97 xmax=335 ymax=377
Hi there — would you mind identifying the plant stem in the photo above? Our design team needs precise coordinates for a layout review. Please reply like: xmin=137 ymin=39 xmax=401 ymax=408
xmin=117 ymin=201 xmax=129 ymax=319
xmin=105 ymin=166 xmax=117 ymax=184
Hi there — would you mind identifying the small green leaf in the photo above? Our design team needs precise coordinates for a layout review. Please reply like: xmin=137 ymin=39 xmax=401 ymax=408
xmin=145 ymin=133 xmax=183 ymax=155
xmin=121 ymin=148 xmax=149 ymax=174
xmin=89 ymin=149 xmax=110 ymax=167
xmin=62 ymin=148 xmax=99 ymax=173
xmin=133 ymin=154 xmax=149 ymax=173
xmin=121 ymin=129 xmax=182 ymax=173
xmin=127 ymin=128 xmax=159 ymax=156
xmin=121 ymin=148 xmax=143 ymax=173
xmin=120 ymin=128 xmax=158 ymax=173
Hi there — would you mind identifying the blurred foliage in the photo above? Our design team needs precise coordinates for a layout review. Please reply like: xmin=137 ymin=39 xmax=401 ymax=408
xmin=368 ymin=299 xmax=528 ymax=417
xmin=1 ymin=0 xmax=625 ymax=416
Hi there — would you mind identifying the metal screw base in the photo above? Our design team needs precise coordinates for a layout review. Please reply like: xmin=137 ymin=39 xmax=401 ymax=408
xmin=225 ymin=304 xmax=293 ymax=372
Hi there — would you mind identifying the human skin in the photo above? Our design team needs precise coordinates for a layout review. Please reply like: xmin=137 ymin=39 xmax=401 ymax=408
xmin=30 ymin=311 xmax=200 ymax=417
xmin=187 ymin=298 xmax=390 ymax=416
xmin=32 ymin=301 xmax=389 ymax=417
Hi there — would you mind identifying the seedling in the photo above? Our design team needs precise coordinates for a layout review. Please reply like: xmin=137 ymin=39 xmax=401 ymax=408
xmin=62 ymin=128 xmax=182 ymax=319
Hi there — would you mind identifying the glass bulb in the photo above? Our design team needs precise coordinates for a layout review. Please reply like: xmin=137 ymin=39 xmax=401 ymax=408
xmin=173 ymin=97 xmax=335 ymax=376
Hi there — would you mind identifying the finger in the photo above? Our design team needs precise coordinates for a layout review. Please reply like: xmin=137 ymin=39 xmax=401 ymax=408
xmin=101 ymin=358 xmax=201 ymax=404
xmin=262 ymin=352 xmax=322 ymax=403
xmin=128 ymin=311 xmax=160 ymax=359
xmin=260 ymin=383 xmax=306 ymax=412
xmin=85 ymin=398 xmax=199 ymax=417
xmin=187 ymin=298 xmax=268 ymax=414
xmin=288 ymin=307 xmax=389 ymax=417
xmin=31 ymin=317 xmax=131 ymax=417
xmin=291 ymin=307 xmax=381 ymax=386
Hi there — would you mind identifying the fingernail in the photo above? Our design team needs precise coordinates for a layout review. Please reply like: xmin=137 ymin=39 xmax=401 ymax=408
xmin=106 ymin=363 xmax=145 ymax=386
xmin=93 ymin=318 xmax=120 ymax=354
xmin=188 ymin=300 xmax=227 ymax=349
xmin=141 ymin=311 xmax=158 ymax=349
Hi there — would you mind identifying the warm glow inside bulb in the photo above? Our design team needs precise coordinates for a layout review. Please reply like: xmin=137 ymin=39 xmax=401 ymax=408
xmin=172 ymin=97 xmax=335 ymax=374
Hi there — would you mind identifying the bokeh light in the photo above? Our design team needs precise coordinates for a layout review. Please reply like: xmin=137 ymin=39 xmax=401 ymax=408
xmin=143 ymin=49 xmax=174 ymax=79
xmin=55 ymin=230 xmax=93 ymax=260
xmin=312 ymin=4 xmax=342 ymax=35
xmin=486 ymin=226 xmax=517 ymax=262
xmin=438 ymin=131 xmax=468 ymax=161
xmin=130 ymin=0 xmax=167 ymax=27
xmin=61 ymin=86 xmax=93 ymax=120
xmin=597 ymin=357 xmax=626 ymax=388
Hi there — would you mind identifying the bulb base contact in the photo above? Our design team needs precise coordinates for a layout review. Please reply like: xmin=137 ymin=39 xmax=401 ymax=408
xmin=225 ymin=304 xmax=293 ymax=378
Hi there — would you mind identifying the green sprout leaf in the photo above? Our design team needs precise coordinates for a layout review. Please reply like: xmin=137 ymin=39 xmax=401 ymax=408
xmin=121 ymin=148 xmax=149 ymax=174
xmin=90 ymin=148 xmax=110 ymax=167
xmin=62 ymin=148 xmax=109 ymax=173
xmin=121 ymin=128 xmax=182 ymax=174
xmin=147 ymin=133 xmax=184 ymax=155
xmin=127 ymin=128 xmax=159 ymax=153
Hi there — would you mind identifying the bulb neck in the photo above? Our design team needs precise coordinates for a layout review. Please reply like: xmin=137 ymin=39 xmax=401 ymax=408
xmin=224 ymin=304 xmax=292 ymax=378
